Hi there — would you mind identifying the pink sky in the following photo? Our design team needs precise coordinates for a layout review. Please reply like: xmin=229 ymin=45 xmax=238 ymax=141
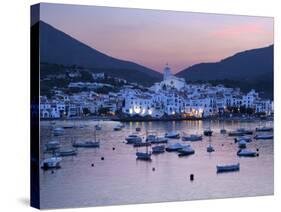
xmin=40 ymin=3 xmax=274 ymax=73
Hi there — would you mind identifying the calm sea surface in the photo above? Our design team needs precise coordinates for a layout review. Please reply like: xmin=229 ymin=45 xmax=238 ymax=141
xmin=40 ymin=120 xmax=274 ymax=209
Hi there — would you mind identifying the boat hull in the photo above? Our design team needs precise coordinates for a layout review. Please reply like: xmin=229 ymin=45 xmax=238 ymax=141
xmin=254 ymin=135 xmax=273 ymax=140
xmin=217 ymin=164 xmax=240 ymax=173
xmin=136 ymin=152 xmax=152 ymax=161
xmin=72 ymin=142 xmax=100 ymax=148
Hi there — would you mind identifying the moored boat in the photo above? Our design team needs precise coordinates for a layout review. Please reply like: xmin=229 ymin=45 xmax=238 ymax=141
xmin=207 ymin=145 xmax=215 ymax=152
xmin=256 ymin=127 xmax=273 ymax=132
xmin=72 ymin=140 xmax=100 ymax=148
xmin=63 ymin=125 xmax=75 ymax=129
xmin=113 ymin=126 xmax=122 ymax=131
xmin=113 ymin=123 xmax=124 ymax=131
xmin=216 ymin=163 xmax=240 ymax=173
xmin=53 ymin=127 xmax=64 ymax=136
xmin=133 ymin=141 xmax=151 ymax=147
xmin=237 ymin=149 xmax=257 ymax=157
xmin=238 ymin=140 xmax=247 ymax=149
xmin=182 ymin=134 xmax=202 ymax=141
xmin=147 ymin=134 xmax=168 ymax=144
xmin=220 ymin=129 xmax=227 ymax=134
xmin=55 ymin=148 xmax=77 ymax=157
xmin=152 ymin=145 xmax=165 ymax=154
xmin=203 ymin=129 xmax=213 ymax=136
xmin=41 ymin=157 xmax=62 ymax=170
xmin=237 ymin=128 xmax=253 ymax=135
xmin=228 ymin=131 xmax=244 ymax=137
xmin=254 ymin=134 xmax=273 ymax=140
xmin=136 ymin=136 xmax=152 ymax=161
xmin=165 ymin=143 xmax=183 ymax=152
xmin=178 ymin=145 xmax=195 ymax=157
xmin=136 ymin=127 xmax=141 ymax=132
xmin=95 ymin=124 xmax=102 ymax=130
xmin=136 ymin=152 xmax=152 ymax=161
xmin=220 ymin=120 xmax=227 ymax=134
xmin=165 ymin=131 xmax=180 ymax=139
xmin=234 ymin=136 xmax=252 ymax=143
xmin=45 ymin=140 xmax=60 ymax=151
xmin=125 ymin=134 xmax=142 ymax=144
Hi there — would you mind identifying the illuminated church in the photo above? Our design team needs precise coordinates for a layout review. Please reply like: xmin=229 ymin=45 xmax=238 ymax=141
xmin=151 ymin=64 xmax=186 ymax=92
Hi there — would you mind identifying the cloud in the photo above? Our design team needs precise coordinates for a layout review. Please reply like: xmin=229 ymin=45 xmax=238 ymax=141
xmin=210 ymin=23 xmax=265 ymax=39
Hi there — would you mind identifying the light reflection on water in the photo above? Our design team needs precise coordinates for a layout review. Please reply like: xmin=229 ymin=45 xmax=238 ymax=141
xmin=40 ymin=120 xmax=273 ymax=209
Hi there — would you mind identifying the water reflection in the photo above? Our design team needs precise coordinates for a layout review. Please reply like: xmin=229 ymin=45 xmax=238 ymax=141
xmin=40 ymin=119 xmax=273 ymax=209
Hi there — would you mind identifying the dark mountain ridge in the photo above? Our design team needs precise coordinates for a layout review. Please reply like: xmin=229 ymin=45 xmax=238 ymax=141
xmin=176 ymin=45 xmax=273 ymax=98
xmin=36 ymin=21 xmax=162 ymax=86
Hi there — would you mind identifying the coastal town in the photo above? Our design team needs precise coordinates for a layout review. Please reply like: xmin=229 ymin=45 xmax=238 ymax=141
xmin=40 ymin=64 xmax=273 ymax=120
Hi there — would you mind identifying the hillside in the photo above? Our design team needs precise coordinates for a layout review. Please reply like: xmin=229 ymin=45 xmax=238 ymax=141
xmin=176 ymin=45 xmax=273 ymax=98
xmin=34 ymin=21 xmax=162 ymax=86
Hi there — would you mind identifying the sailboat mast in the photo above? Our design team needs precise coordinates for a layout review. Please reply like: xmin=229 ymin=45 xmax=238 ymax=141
xmin=146 ymin=130 xmax=148 ymax=154
xmin=94 ymin=127 xmax=97 ymax=141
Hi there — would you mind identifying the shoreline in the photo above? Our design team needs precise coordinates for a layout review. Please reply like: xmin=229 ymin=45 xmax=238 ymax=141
xmin=40 ymin=115 xmax=273 ymax=122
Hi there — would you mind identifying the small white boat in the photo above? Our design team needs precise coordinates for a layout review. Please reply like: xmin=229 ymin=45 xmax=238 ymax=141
xmin=216 ymin=163 xmax=240 ymax=173
xmin=254 ymin=134 xmax=273 ymax=140
xmin=136 ymin=152 xmax=152 ymax=161
xmin=55 ymin=149 xmax=77 ymax=157
xmin=147 ymin=135 xmax=168 ymax=144
xmin=45 ymin=140 xmax=60 ymax=151
xmin=114 ymin=125 xmax=122 ymax=131
xmin=182 ymin=134 xmax=202 ymax=141
xmin=53 ymin=127 xmax=64 ymax=136
xmin=165 ymin=131 xmax=180 ymax=139
xmin=238 ymin=140 xmax=247 ymax=149
xmin=178 ymin=145 xmax=195 ymax=157
xmin=41 ymin=157 xmax=62 ymax=170
xmin=72 ymin=140 xmax=100 ymax=148
xmin=165 ymin=143 xmax=184 ymax=152
xmin=256 ymin=127 xmax=273 ymax=132
xmin=152 ymin=145 xmax=165 ymax=154
xmin=125 ymin=134 xmax=142 ymax=144
xmin=234 ymin=136 xmax=252 ymax=143
xmin=237 ymin=149 xmax=257 ymax=157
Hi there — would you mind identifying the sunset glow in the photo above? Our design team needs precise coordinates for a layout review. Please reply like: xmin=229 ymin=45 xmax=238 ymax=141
xmin=40 ymin=3 xmax=273 ymax=73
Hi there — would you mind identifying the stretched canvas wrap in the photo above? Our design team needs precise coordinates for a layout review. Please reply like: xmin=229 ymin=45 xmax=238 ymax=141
xmin=30 ymin=3 xmax=274 ymax=209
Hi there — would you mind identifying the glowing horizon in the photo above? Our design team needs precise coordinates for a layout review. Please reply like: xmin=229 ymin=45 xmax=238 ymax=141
xmin=39 ymin=3 xmax=274 ymax=73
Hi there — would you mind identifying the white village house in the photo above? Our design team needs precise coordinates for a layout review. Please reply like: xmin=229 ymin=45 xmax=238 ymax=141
xmin=39 ymin=65 xmax=273 ymax=119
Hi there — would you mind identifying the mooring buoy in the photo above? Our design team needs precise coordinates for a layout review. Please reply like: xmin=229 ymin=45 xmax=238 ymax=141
xmin=190 ymin=174 xmax=194 ymax=181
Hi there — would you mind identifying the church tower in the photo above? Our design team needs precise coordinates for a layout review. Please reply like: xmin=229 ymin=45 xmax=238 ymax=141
xmin=163 ymin=63 xmax=172 ymax=80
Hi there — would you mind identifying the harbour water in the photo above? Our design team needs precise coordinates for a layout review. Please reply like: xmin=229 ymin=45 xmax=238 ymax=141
xmin=40 ymin=120 xmax=274 ymax=209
